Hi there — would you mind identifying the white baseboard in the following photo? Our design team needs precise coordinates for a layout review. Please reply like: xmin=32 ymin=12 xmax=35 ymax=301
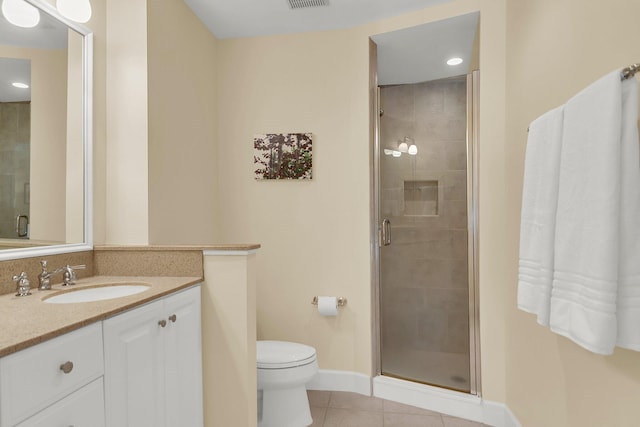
xmin=306 ymin=369 xmax=371 ymax=396
xmin=307 ymin=370 xmax=520 ymax=427
xmin=373 ymin=376 xmax=521 ymax=427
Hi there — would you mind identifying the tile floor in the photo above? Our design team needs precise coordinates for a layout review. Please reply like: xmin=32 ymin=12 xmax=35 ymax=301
xmin=307 ymin=391 xmax=489 ymax=427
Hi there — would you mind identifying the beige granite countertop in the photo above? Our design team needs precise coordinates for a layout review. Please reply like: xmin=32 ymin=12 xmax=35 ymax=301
xmin=0 ymin=275 xmax=202 ymax=358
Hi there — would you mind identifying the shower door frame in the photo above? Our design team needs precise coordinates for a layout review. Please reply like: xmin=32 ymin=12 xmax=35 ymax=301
xmin=369 ymin=54 xmax=482 ymax=396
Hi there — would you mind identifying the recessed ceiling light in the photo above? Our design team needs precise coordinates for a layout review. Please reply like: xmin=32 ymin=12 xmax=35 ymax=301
xmin=12 ymin=82 xmax=29 ymax=89
xmin=447 ymin=57 xmax=463 ymax=66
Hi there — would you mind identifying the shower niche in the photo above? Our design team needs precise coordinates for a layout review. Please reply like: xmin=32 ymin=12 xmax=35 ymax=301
xmin=404 ymin=180 xmax=439 ymax=216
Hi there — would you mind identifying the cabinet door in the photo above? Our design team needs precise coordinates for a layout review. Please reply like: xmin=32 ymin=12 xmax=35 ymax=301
xmin=0 ymin=323 xmax=103 ymax=427
xmin=15 ymin=378 xmax=105 ymax=427
xmin=103 ymin=299 xmax=165 ymax=427
xmin=164 ymin=286 xmax=203 ymax=427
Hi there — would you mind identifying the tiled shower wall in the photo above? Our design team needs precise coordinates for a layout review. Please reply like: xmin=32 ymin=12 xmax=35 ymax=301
xmin=379 ymin=76 xmax=469 ymax=389
xmin=0 ymin=103 xmax=30 ymax=239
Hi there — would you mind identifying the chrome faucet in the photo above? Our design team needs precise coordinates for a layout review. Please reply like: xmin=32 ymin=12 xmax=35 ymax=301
xmin=38 ymin=261 xmax=86 ymax=289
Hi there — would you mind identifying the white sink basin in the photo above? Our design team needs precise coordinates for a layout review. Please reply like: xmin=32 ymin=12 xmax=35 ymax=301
xmin=44 ymin=283 xmax=151 ymax=304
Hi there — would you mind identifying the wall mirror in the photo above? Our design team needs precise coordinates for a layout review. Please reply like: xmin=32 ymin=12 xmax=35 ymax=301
xmin=0 ymin=0 xmax=92 ymax=261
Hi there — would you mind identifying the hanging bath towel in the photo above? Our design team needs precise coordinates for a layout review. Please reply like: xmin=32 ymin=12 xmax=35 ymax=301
xmin=550 ymin=70 xmax=639 ymax=355
xmin=615 ymin=75 xmax=640 ymax=351
xmin=518 ymin=106 xmax=564 ymax=326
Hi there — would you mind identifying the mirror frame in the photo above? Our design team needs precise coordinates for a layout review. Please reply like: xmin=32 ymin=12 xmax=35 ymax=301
xmin=0 ymin=0 xmax=93 ymax=261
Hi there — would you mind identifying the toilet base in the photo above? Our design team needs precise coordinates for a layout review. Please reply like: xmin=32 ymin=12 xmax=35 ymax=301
xmin=258 ymin=385 xmax=312 ymax=427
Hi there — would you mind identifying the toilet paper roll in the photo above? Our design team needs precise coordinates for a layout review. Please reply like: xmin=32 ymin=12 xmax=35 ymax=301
xmin=317 ymin=296 xmax=338 ymax=316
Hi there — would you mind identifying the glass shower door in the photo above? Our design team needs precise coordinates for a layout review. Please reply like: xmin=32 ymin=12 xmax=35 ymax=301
xmin=378 ymin=75 xmax=475 ymax=393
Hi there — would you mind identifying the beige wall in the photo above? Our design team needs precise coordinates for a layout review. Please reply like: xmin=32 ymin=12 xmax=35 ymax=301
xmin=202 ymin=253 xmax=257 ymax=427
xmin=216 ymin=27 xmax=373 ymax=375
xmin=29 ymin=48 xmax=68 ymax=242
xmin=89 ymin=0 xmax=107 ymax=246
xmin=147 ymin=0 xmax=220 ymax=245
xmin=216 ymin=0 xmax=509 ymax=403
xmin=505 ymin=0 xmax=640 ymax=425
xmin=104 ymin=0 xmax=149 ymax=245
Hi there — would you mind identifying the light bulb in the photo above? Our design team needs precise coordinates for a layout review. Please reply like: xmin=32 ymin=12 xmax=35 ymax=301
xmin=408 ymin=144 xmax=418 ymax=155
xmin=2 ymin=0 xmax=40 ymax=28
xmin=398 ymin=142 xmax=408 ymax=153
xmin=392 ymin=150 xmax=401 ymax=157
xmin=447 ymin=57 xmax=463 ymax=66
xmin=57 ymin=0 xmax=92 ymax=23
xmin=12 ymin=82 xmax=29 ymax=88
xmin=383 ymin=149 xmax=392 ymax=156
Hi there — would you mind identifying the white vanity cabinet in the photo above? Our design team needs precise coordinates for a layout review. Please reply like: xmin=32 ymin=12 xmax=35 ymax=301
xmin=0 ymin=322 xmax=105 ymax=427
xmin=14 ymin=378 xmax=105 ymax=427
xmin=103 ymin=285 xmax=203 ymax=427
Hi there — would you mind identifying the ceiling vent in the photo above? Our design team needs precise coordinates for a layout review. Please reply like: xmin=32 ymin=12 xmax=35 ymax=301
xmin=287 ymin=0 xmax=329 ymax=9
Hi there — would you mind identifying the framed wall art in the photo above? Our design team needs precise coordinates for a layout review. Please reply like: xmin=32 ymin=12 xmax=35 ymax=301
xmin=254 ymin=133 xmax=313 ymax=180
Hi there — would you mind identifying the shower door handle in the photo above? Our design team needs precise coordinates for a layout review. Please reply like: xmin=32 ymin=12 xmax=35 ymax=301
xmin=381 ymin=219 xmax=391 ymax=246
xmin=16 ymin=215 xmax=28 ymax=237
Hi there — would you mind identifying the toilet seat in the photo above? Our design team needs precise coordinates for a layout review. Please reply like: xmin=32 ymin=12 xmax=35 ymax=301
xmin=257 ymin=340 xmax=317 ymax=369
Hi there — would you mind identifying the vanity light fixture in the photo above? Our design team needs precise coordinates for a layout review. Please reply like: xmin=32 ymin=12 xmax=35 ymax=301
xmin=447 ymin=57 xmax=463 ymax=66
xmin=387 ymin=137 xmax=416 ymax=157
xmin=56 ymin=0 xmax=91 ymax=23
xmin=12 ymin=82 xmax=29 ymax=88
xmin=1 ymin=0 xmax=40 ymax=28
xmin=398 ymin=139 xmax=409 ymax=153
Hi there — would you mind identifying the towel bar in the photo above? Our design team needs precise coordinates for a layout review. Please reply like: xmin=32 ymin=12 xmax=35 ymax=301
xmin=621 ymin=63 xmax=639 ymax=80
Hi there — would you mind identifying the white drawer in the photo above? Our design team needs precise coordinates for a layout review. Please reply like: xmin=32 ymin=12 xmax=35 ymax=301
xmin=16 ymin=377 xmax=105 ymax=427
xmin=0 ymin=322 xmax=104 ymax=426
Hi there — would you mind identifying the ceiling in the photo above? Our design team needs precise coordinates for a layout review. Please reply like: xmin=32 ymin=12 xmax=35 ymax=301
xmin=0 ymin=58 xmax=30 ymax=102
xmin=372 ymin=12 xmax=479 ymax=85
xmin=184 ymin=0 xmax=479 ymax=85
xmin=183 ymin=0 xmax=454 ymax=39
xmin=0 ymin=8 xmax=68 ymax=102
xmin=1 ymin=0 xmax=478 ymax=102
xmin=0 ymin=8 xmax=67 ymax=49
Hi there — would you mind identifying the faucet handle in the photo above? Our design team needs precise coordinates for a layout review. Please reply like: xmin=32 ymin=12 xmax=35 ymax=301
xmin=12 ymin=272 xmax=31 ymax=297
xmin=61 ymin=265 xmax=85 ymax=286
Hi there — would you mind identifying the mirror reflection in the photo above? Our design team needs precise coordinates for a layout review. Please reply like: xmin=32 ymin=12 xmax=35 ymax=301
xmin=0 ymin=3 xmax=86 ymax=251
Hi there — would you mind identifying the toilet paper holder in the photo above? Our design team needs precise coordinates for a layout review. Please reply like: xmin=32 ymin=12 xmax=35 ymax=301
xmin=311 ymin=296 xmax=347 ymax=306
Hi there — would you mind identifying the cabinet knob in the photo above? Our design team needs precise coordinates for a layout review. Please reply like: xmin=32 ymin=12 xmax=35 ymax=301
xmin=158 ymin=319 xmax=167 ymax=328
xmin=60 ymin=361 xmax=74 ymax=374
xmin=168 ymin=314 xmax=177 ymax=323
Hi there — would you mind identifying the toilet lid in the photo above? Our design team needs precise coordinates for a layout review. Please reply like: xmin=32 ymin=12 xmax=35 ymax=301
xmin=257 ymin=340 xmax=317 ymax=369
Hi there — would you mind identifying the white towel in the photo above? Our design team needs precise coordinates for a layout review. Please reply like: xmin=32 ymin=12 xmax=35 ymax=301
xmin=518 ymin=106 xmax=564 ymax=326
xmin=615 ymin=76 xmax=640 ymax=350
xmin=549 ymin=71 xmax=629 ymax=355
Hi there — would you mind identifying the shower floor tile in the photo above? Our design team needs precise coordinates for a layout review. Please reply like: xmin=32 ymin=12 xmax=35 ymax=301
xmin=308 ymin=391 xmax=489 ymax=427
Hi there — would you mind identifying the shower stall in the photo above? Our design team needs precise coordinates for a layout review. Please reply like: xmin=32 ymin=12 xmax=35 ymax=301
xmin=0 ymin=101 xmax=30 ymax=239
xmin=373 ymin=71 xmax=480 ymax=395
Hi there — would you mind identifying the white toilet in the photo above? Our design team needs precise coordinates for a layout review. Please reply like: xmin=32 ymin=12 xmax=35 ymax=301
xmin=257 ymin=340 xmax=318 ymax=427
